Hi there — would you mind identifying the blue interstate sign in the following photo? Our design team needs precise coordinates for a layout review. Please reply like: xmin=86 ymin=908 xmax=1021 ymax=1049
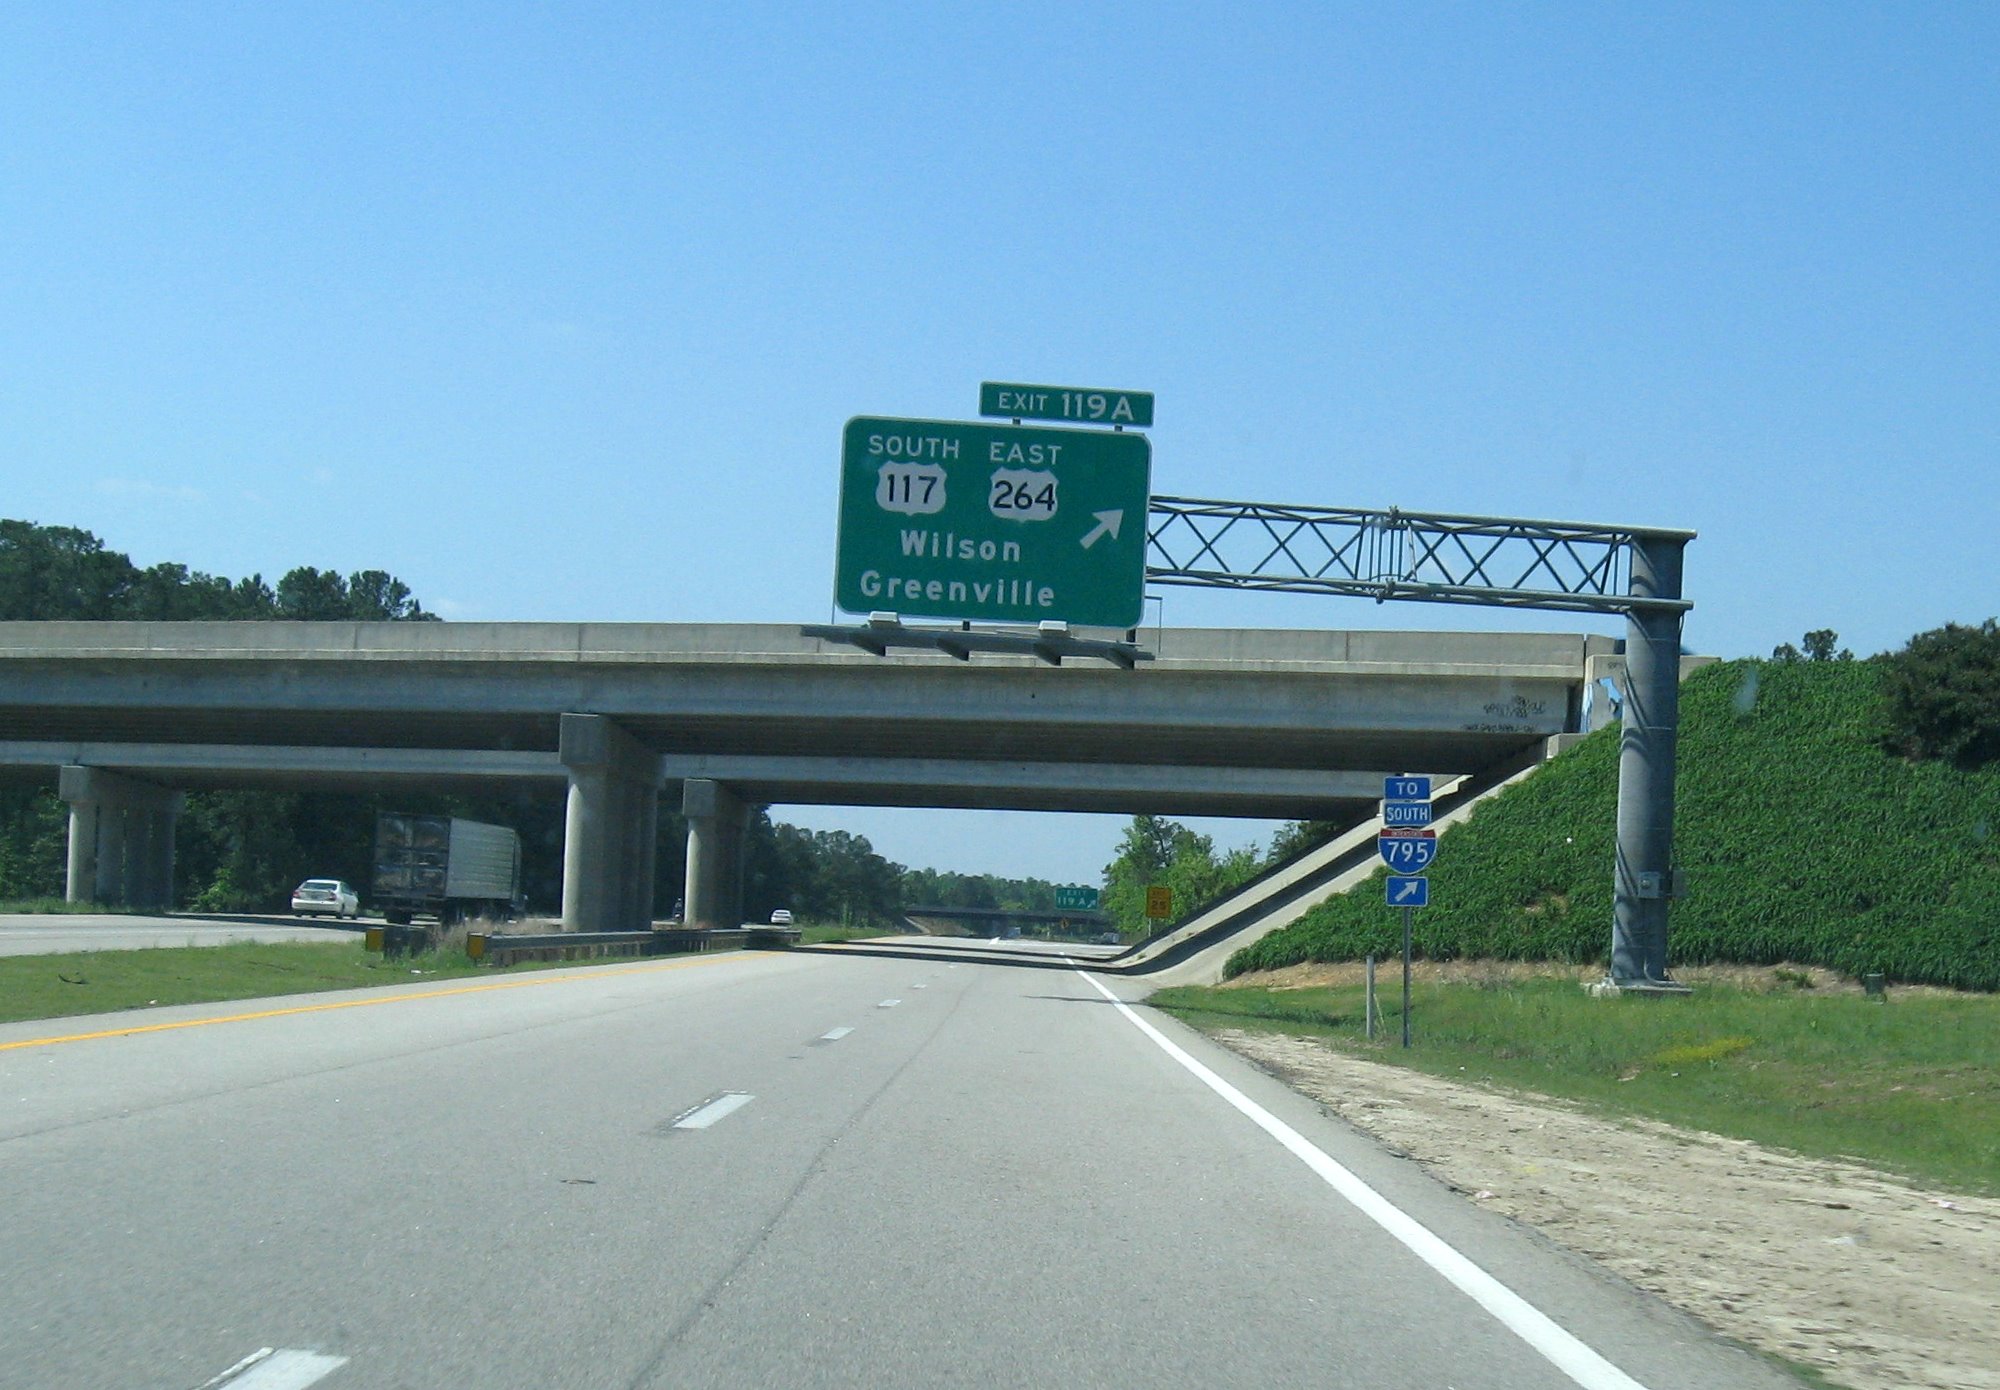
xmin=1382 ymin=801 xmax=1433 ymax=827
xmin=1377 ymin=828 xmax=1438 ymax=873
xmin=1386 ymin=876 xmax=1430 ymax=908
xmin=1383 ymin=776 xmax=1432 ymax=802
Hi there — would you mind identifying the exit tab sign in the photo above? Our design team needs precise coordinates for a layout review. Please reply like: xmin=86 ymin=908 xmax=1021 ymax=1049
xmin=980 ymin=381 xmax=1153 ymax=429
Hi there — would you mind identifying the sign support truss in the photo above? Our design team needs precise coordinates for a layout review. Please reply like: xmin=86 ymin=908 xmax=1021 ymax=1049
xmin=1145 ymin=493 xmax=1694 ymax=991
xmin=1145 ymin=496 xmax=1692 ymax=616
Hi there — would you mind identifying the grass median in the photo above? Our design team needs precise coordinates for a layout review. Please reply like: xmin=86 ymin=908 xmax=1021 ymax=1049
xmin=1150 ymin=972 xmax=2000 ymax=1197
xmin=0 ymin=939 xmax=609 ymax=1026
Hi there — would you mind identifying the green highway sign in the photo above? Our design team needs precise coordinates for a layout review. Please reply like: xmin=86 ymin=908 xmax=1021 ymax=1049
xmin=836 ymin=416 xmax=1152 ymax=627
xmin=1053 ymin=885 xmax=1100 ymax=911
xmin=979 ymin=381 xmax=1154 ymax=429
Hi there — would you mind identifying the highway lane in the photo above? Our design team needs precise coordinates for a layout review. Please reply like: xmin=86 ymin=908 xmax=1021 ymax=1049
xmin=0 ymin=912 xmax=367 ymax=957
xmin=0 ymin=949 xmax=1794 ymax=1389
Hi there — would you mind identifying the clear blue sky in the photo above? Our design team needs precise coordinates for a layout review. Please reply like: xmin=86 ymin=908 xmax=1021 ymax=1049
xmin=5 ymin=4 xmax=1995 ymax=883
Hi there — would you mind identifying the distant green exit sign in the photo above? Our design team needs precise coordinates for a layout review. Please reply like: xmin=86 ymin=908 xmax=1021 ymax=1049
xmin=980 ymin=381 xmax=1154 ymax=429
xmin=836 ymin=416 xmax=1152 ymax=628
xmin=1054 ymin=886 xmax=1100 ymax=911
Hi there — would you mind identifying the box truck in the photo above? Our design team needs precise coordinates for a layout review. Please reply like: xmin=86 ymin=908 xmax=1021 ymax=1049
xmin=372 ymin=813 xmax=523 ymax=925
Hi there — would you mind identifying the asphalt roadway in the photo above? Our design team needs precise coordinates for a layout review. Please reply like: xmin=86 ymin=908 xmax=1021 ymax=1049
xmin=0 ymin=912 xmax=367 ymax=957
xmin=0 ymin=946 xmax=1797 ymax=1390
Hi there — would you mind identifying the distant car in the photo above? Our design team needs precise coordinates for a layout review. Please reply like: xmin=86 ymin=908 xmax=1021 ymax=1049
xmin=769 ymin=909 xmax=794 ymax=925
xmin=292 ymin=878 xmax=360 ymax=918
xmin=1097 ymin=931 xmax=1121 ymax=945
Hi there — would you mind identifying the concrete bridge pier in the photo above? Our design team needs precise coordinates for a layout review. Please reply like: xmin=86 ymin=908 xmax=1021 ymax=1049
xmin=59 ymin=765 xmax=185 ymax=909
xmin=559 ymin=714 xmax=663 ymax=932
xmin=682 ymin=778 xmax=750 ymax=929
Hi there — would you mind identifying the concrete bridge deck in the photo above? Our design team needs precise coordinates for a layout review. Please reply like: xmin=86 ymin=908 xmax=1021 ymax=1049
xmin=0 ymin=622 xmax=1614 ymax=930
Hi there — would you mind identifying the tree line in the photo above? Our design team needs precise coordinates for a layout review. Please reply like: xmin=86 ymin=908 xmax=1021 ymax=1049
xmin=1 ymin=519 xmax=435 ymax=622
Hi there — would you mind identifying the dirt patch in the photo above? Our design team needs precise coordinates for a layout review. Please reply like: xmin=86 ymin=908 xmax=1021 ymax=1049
xmin=1226 ymin=958 xmax=1964 ymax=999
xmin=1214 ymin=1028 xmax=2000 ymax=1390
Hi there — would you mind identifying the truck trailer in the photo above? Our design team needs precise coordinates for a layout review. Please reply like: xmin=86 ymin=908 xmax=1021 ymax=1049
xmin=372 ymin=814 xmax=523 ymax=925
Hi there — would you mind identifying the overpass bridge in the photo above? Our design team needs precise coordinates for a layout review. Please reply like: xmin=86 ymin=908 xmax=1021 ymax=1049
xmin=0 ymin=620 xmax=1610 ymax=932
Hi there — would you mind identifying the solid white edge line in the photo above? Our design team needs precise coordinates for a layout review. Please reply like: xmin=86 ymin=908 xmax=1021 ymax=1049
xmin=197 ymin=1349 xmax=275 ymax=1389
xmin=671 ymin=1092 xmax=756 ymax=1130
xmin=202 ymin=1348 xmax=348 ymax=1389
xmin=1072 ymin=967 xmax=1649 ymax=1390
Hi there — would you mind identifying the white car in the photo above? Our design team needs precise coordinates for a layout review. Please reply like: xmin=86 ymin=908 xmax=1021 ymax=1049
xmin=769 ymin=909 xmax=794 ymax=926
xmin=291 ymin=878 xmax=360 ymax=918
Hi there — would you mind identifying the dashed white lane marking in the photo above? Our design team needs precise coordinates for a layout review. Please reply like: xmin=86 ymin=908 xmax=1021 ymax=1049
xmin=670 ymin=1092 xmax=755 ymax=1130
xmin=197 ymin=1347 xmax=348 ymax=1389
xmin=818 ymin=1026 xmax=854 ymax=1042
xmin=912 ymin=983 xmax=928 ymax=989
xmin=877 ymin=998 xmax=902 ymax=1008
xmin=1072 ymin=967 xmax=1649 ymax=1390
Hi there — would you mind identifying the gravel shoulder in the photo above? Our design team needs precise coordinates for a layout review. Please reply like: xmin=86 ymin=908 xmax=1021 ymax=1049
xmin=1210 ymin=1027 xmax=2000 ymax=1390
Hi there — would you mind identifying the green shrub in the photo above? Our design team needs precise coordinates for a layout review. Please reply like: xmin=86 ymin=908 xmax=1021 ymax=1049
xmin=1881 ymin=618 xmax=2000 ymax=768
xmin=1228 ymin=659 xmax=2000 ymax=990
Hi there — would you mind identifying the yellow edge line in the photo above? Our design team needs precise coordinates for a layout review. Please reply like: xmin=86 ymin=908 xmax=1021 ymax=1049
xmin=0 ymin=952 xmax=758 ymax=1053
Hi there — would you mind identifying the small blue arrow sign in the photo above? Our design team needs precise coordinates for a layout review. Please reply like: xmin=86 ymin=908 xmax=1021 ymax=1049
xmin=1386 ymin=876 xmax=1429 ymax=907
xmin=1384 ymin=775 xmax=1432 ymax=802
xmin=1378 ymin=828 xmax=1438 ymax=873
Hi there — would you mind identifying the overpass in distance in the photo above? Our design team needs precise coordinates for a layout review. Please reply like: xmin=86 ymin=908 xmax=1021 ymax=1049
xmin=0 ymin=621 xmax=1617 ymax=931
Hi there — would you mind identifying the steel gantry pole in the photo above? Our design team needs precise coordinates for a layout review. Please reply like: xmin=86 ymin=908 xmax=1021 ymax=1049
xmin=1610 ymin=535 xmax=1688 ymax=987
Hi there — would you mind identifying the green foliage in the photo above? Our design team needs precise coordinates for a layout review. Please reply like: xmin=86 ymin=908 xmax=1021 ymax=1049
xmin=1101 ymin=814 xmax=1262 ymax=932
xmin=0 ymin=519 xmax=437 ymax=623
xmin=1773 ymin=628 xmax=1853 ymax=663
xmin=745 ymin=819 xmax=906 ymax=926
xmin=0 ymin=522 xmax=137 ymax=619
xmin=900 ymin=866 xmax=1060 ymax=913
xmin=1228 ymin=658 xmax=2000 ymax=990
xmin=1265 ymin=819 xmax=1342 ymax=863
xmin=1880 ymin=618 xmax=2000 ymax=768
xmin=0 ymin=788 xmax=69 ymax=901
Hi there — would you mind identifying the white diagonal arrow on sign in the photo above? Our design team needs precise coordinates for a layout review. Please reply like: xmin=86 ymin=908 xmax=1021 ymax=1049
xmin=1079 ymin=510 xmax=1124 ymax=549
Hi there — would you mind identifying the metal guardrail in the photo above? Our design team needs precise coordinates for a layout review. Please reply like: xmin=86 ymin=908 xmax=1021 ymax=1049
xmin=461 ymin=926 xmax=799 ymax=967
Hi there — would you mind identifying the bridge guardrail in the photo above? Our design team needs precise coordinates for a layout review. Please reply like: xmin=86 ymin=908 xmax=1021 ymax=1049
xmin=455 ymin=926 xmax=799 ymax=966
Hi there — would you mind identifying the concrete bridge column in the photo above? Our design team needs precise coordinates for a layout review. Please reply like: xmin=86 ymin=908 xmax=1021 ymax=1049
xmin=559 ymin=714 xmax=662 ymax=933
xmin=633 ymin=787 xmax=661 ymax=927
xmin=682 ymin=779 xmax=749 ymax=929
xmin=65 ymin=798 xmax=99 ymax=904
xmin=59 ymin=766 xmax=185 ymax=909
